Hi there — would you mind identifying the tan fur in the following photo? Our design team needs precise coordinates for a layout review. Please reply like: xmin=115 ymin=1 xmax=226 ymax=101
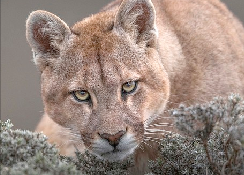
xmin=27 ymin=0 xmax=244 ymax=174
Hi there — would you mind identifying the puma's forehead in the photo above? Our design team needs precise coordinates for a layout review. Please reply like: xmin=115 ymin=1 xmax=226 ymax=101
xmin=72 ymin=11 xmax=117 ymax=37
xmin=67 ymin=64 xmax=141 ymax=92
xmin=53 ymin=11 xmax=153 ymax=89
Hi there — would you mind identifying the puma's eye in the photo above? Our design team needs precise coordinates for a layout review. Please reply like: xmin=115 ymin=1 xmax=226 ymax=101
xmin=122 ymin=81 xmax=137 ymax=94
xmin=72 ymin=90 xmax=90 ymax=102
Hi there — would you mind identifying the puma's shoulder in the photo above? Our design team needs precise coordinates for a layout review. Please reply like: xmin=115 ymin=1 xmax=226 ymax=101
xmin=35 ymin=115 xmax=85 ymax=156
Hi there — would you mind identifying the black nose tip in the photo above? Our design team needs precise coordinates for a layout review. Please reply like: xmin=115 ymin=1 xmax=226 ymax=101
xmin=99 ymin=130 xmax=126 ymax=147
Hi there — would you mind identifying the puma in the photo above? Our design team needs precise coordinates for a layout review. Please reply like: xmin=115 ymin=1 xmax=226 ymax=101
xmin=26 ymin=0 xmax=244 ymax=173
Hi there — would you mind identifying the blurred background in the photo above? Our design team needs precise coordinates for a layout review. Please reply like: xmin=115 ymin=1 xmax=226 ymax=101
xmin=1 ymin=0 xmax=244 ymax=131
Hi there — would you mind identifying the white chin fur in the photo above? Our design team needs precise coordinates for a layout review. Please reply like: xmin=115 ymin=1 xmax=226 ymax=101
xmin=91 ymin=133 xmax=138 ymax=161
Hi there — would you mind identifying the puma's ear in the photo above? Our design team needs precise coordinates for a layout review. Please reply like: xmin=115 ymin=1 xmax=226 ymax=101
xmin=26 ymin=10 xmax=71 ymax=70
xmin=114 ymin=0 xmax=157 ymax=45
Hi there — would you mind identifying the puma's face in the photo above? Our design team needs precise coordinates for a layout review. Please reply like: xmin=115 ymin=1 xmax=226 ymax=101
xmin=26 ymin=0 xmax=169 ymax=161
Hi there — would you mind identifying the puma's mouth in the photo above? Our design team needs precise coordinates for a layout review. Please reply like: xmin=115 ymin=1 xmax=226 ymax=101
xmin=91 ymin=133 xmax=138 ymax=161
xmin=101 ymin=147 xmax=121 ymax=155
xmin=98 ymin=147 xmax=136 ymax=161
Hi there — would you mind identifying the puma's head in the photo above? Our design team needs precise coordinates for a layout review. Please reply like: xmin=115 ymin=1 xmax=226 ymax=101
xmin=26 ymin=0 xmax=169 ymax=161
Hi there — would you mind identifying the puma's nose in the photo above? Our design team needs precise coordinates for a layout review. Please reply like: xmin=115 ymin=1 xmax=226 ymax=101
xmin=99 ymin=130 xmax=126 ymax=147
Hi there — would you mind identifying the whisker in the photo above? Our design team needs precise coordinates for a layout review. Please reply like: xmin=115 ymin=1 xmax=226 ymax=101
xmin=143 ymin=135 xmax=161 ymax=143
xmin=145 ymin=129 xmax=174 ymax=134
xmin=147 ymin=123 xmax=174 ymax=127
